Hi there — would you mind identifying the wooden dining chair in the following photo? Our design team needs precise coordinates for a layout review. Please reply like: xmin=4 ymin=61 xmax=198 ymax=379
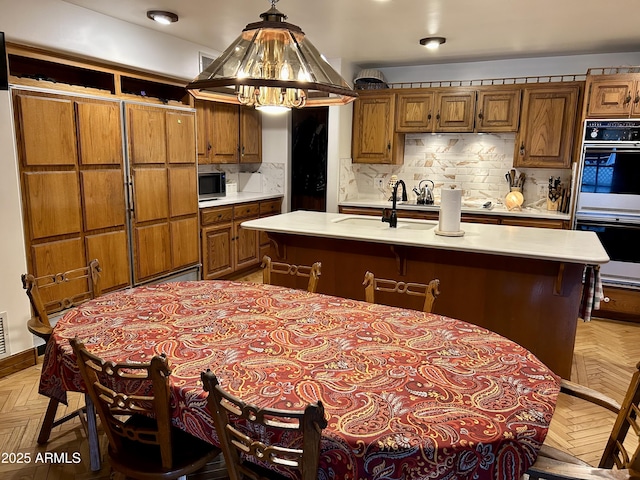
xmin=201 ymin=370 xmax=328 ymax=480
xmin=363 ymin=271 xmax=441 ymax=313
xmin=261 ymin=255 xmax=322 ymax=293
xmin=71 ymin=338 xmax=221 ymax=480
xmin=526 ymin=361 xmax=640 ymax=480
xmin=21 ymin=259 xmax=101 ymax=445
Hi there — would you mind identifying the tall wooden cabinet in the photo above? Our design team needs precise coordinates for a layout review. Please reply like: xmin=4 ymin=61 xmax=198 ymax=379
xmin=13 ymin=90 xmax=130 ymax=293
xmin=14 ymin=89 xmax=200 ymax=291
xmin=195 ymin=100 xmax=262 ymax=164
xmin=126 ymin=103 xmax=199 ymax=284
xmin=514 ymin=83 xmax=581 ymax=168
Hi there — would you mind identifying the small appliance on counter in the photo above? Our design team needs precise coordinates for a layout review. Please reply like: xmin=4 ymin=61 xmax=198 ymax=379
xmin=413 ymin=179 xmax=435 ymax=205
xmin=198 ymin=171 xmax=226 ymax=201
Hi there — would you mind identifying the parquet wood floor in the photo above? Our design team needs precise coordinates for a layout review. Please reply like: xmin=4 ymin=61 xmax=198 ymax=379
xmin=0 ymin=277 xmax=637 ymax=479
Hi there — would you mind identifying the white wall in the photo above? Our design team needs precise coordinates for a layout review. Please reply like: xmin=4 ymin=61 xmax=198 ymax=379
xmin=377 ymin=52 xmax=640 ymax=84
xmin=0 ymin=89 xmax=31 ymax=355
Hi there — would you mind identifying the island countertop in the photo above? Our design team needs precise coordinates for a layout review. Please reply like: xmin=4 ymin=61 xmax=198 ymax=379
xmin=242 ymin=210 xmax=609 ymax=265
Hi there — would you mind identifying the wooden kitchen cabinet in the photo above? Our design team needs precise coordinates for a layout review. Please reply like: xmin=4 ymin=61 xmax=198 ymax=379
xmin=585 ymin=74 xmax=640 ymax=118
xmin=127 ymin=103 xmax=199 ymax=284
xmin=195 ymin=100 xmax=262 ymax=164
xmin=475 ymin=87 xmax=521 ymax=132
xmin=13 ymin=90 xmax=131 ymax=293
xmin=352 ymin=91 xmax=405 ymax=164
xmin=434 ymin=87 xmax=476 ymax=132
xmin=200 ymin=198 xmax=282 ymax=279
xmin=514 ymin=82 xmax=582 ymax=168
xmin=395 ymin=86 xmax=520 ymax=133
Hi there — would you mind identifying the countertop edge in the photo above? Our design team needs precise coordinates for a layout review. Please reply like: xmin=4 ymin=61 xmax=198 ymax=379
xmin=242 ymin=211 xmax=609 ymax=265
xmin=199 ymin=192 xmax=283 ymax=208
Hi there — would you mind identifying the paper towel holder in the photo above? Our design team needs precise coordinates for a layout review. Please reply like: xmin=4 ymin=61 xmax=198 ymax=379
xmin=435 ymin=185 xmax=465 ymax=237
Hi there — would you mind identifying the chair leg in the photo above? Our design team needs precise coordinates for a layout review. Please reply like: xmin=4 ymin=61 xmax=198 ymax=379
xmin=37 ymin=397 xmax=60 ymax=444
xmin=85 ymin=394 xmax=101 ymax=471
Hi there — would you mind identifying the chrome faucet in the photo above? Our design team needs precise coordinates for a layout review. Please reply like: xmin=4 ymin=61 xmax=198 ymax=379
xmin=382 ymin=180 xmax=407 ymax=228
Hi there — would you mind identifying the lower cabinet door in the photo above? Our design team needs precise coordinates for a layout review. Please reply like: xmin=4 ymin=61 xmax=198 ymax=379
xmin=234 ymin=217 xmax=260 ymax=270
xmin=202 ymin=224 xmax=234 ymax=279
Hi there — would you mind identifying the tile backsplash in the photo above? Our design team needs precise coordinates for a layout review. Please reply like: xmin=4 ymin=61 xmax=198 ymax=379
xmin=340 ymin=133 xmax=572 ymax=208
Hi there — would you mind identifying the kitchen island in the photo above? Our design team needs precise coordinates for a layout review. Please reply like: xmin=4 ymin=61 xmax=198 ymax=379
xmin=242 ymin=211 xmax=609 ymax=378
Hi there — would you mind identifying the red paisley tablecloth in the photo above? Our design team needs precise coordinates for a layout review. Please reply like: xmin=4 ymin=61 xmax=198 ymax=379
xmin=40 ymin=280 xmax=560 ymax=480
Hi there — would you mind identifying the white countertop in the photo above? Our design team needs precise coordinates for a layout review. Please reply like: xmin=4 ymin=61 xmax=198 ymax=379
xmin=242 ymin=211 xmax=608 ymax=265
xmin=340 ymin=199 xmax=571 ymax=220
xmin=198 ymin=192 xmax=283 ymax=208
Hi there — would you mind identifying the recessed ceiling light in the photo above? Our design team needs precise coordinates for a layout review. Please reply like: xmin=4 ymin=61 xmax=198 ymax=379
xmin=420 ymin=37 xmax=446 ymax=50
xmin=146 ymin=10 xmax=179 ymax=25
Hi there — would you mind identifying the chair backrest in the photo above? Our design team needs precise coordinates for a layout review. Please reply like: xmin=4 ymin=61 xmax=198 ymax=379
xmin=261 ymin=255 xmax=321 ymax=293
xmin=70 ymin=337 xmax=175 ymax=470
xmin=599 ymin=361 xmax=640 ymax=473
xmin=22 ymin=259 xmax=101 ymax=339
xmin=201 ymin=370 xmax=327 ymax=480
xmin=363 ymin=271 xmax=440 ymax=313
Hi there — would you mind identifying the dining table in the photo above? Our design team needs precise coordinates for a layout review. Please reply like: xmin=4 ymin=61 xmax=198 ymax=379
xmin=39 ymin=280 xmax=561 ymax=480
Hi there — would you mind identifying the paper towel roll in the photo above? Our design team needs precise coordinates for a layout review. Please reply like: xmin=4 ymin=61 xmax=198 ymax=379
xmin=436 ymin=188 xmax=464 ymax=236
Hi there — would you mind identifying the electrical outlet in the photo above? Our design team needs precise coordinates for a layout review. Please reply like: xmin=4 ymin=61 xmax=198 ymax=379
xmin=538 ymin=185 xmax=547 ymax=198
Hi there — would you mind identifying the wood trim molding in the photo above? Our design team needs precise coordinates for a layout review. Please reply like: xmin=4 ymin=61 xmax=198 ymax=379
xmin=0 ymin=348 xmax=38 ymax=379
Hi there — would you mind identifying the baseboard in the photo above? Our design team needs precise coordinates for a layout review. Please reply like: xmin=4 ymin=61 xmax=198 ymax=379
xmin=0 ymin=348 xmax=37 ymax=378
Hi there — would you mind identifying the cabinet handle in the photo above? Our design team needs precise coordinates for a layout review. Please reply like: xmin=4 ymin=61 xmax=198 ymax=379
xmin=603 ymin=296 xmax=610 ymax=303
xmin=207 ymin=142 xmax=212 ymax=152
xmin=387 ymin=142 xmax=391 ymax=151
xmin=519 ymin=142 xmax=525 ymax=156
xmin=624 ymin=92 xmax=632 ymax=105
xmin=635 ymin=91 xmax=640 ymax=104
xmin=128 ymin=177 xmax=136 ymax=219
xmin=427 ymin=112 xmax=432 ymax=121
xmin=478 ymin=110 xmax=483 ymax=119
xmin=436 ymin=112 xmax=441 ymax=123
xmin=241 ymin=146 xmax=245 ymax=156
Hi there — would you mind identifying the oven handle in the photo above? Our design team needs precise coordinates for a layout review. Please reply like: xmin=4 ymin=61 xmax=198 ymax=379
xmin=583 ymin=146 xmax=640 ymax=154
xmin=577 ymin=219 xmax=640 ymax=229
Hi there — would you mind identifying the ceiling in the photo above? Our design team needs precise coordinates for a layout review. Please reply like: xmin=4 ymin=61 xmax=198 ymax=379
xmin=63 ymin=0 xmax=640 ymax=70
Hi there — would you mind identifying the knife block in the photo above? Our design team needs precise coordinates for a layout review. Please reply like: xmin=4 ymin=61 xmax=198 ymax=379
xmin=547 ymin=198 xmax=560 ymax=211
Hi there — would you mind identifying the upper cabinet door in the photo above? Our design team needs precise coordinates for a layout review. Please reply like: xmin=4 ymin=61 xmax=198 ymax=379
xmin=127 ymin=105 xmax=167 ymax=164
xmin=476 ymin=88 xmax=521 ymax=132
xmin=166 ymin=111 xmax=196 ymax=164
xmin=586 ymin=76 xmax=638 ymax=118
xmin=15 ymin=93 xmax=77 ymax=166
xmin=210 ymin=103 xmax=240 ymax=163
xmin=76 ymin=100 xmax=123 ymax=165
xmin=240 ymin=107 xmax=262 ymax=163
xmin=352 ymin=92 xmax=403 ymax=164
xmin=435 ymin=88 xmax=476 ymax=132
xmin=514 ymin=84 xmax=581 ymax=168
xmin=396 ymin=90 xmax=435 ymax=132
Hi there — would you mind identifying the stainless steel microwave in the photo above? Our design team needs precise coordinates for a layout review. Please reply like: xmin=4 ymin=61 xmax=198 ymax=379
xmin=198 ymin=172 xmax=226 ymax=201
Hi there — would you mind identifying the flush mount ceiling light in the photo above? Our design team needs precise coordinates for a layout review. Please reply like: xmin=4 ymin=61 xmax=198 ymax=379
xmin=420 ymin=36 xmax=446 ymax=50
xmin=186 ymin=0 xmax=357 ymax=114
xmin=147 ymin=10 xmax=179 ymax=25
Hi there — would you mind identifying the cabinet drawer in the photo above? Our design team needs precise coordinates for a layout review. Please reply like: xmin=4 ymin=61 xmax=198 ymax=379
xmin=234 ymin=202 xmax=260 ymax=219
xmin=597 ymin=286 xmax=640 ymax=321
xmin=260 ymin=199 xmax=282 ymax=216
xmin=201 ymin=206 xmax=233 ymax=226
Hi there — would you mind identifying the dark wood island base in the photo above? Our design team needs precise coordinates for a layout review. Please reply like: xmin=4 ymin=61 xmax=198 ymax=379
xmin=267 ymin=232 xmax=583 ymax=379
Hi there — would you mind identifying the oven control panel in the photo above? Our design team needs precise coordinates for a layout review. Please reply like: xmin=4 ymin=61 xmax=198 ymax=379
xmin=584 ymin=120 xmax=640 ymax=142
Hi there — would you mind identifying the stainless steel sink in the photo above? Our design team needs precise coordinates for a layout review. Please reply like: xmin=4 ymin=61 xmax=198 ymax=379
xmin=332 ymin=216 xmax=436 ymax=231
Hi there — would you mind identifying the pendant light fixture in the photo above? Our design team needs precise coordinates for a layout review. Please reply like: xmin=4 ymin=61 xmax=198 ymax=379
xmin=186 ymin=0 xmax=357 ymax=114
